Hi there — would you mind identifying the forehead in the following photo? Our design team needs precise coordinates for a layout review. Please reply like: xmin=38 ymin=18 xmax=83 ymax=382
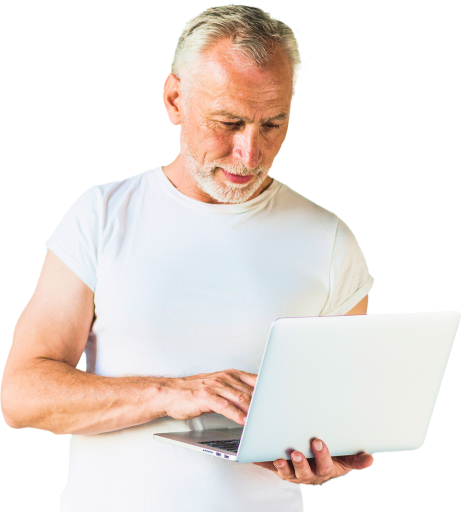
xmin=191 ymin=38 xmax=292 ymax=112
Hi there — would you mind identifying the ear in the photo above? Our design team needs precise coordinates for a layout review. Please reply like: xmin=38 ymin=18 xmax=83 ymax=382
xmin=163 ymin=73 xmax=182 ymax=125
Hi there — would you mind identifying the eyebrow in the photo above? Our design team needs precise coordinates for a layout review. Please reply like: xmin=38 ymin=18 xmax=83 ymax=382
xmin=211 ymin=110 xmax=289 ymax=124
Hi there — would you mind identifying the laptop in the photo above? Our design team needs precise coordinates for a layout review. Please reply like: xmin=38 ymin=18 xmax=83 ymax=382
xmin=153 ymin=311 xmax=460 ymax=463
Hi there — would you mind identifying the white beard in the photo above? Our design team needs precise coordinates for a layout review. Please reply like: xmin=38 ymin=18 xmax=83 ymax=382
xmin=180 ymin=127 xmax=271 ymax=204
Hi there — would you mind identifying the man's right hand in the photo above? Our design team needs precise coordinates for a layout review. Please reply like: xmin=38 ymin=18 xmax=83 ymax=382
xmin=2 ymin=250 xmax=256 ymax=435
xmin=163 ymin=369 xmax=257 ymax=426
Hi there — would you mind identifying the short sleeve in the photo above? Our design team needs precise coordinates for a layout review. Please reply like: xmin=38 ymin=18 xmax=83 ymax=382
xmin=319 ymin=217 xmax=374 ymax=316
xmin=45 ymin=186 xmax=101 ymax=293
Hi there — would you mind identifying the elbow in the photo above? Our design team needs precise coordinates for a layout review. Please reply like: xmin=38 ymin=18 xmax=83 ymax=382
xmin=1 ymin=383 xmax=25 ymax=429
xmin=2 ymin=412 xmax=19 ymax=429
xmin=1 ymin=387 xmax=62 ymax=434
xmin=1 ymin=399 xmax=24 ymax=430
xmin=0 ymin=384 xmax=21 ymax=430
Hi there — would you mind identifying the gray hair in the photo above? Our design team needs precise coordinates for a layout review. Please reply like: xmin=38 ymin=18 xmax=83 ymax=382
xmin=171 ymin=5 xmax=302 ymax=110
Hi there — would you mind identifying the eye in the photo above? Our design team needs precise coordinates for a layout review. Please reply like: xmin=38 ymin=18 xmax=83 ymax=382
xmin=221 ymin=122 xmax=241 ymax=129
xmin=221 ymin=122 xmax=280 ymax=130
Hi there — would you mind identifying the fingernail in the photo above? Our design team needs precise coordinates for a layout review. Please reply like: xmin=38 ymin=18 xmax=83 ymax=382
xmin=243 ymin=416 xmax=247 ymax=423
xmin=314 ymin=440 xmax=323 ymax=451
xmin=292 ymin=453 xmax=302 ymax=462
xmin=275 ymin=460 xmax=285 ymax=468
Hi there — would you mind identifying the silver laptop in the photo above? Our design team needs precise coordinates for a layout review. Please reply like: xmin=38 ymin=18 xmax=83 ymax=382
xmin=153 ymin=311 xmax=460 ymax=463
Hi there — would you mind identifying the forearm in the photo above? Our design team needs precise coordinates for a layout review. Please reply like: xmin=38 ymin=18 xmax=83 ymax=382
xmin=3 ymin=358 xmax=171 ymax=435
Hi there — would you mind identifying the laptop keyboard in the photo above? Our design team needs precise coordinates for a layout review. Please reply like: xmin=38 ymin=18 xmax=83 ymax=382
xmin=198 ymin=439 xmax=240 ymax=453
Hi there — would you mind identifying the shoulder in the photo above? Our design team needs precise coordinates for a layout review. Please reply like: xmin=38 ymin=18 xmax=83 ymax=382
xmin=96 ymin=168 xmax=152 ymax=194
xmin=273 ymin=182 xmax=365 ymax=253
xmin=72 ymin=170 xmax=150 ymax=211
xmin=274 ymin=181 xmax=339 ymax=236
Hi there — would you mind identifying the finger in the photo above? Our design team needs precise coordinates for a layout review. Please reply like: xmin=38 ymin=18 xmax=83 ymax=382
xmin=213 ymin=371 xmax=255 ymax=397
xmin=231 ymin=370 xmax=258 ymax=390
xmin=273 ymin=459 xmax=296 ymax=480
xmin=274 ymin=458 xmax=314 ymax=484
xmin=207 ymin=393 xmax=247 ymax=425
xmin=311 ymin=439 xmax=336 ymax=478
xmin=220 ymin=387 xmax=251 ymax=416
xmin=290 ymin=451 xmax=315 ymax=483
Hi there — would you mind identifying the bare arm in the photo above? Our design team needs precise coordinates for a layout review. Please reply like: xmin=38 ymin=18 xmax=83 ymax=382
xmin=1 ymin=250 xmax=255 ymax=435
xmin=1 ymin=250 xmax=171 ymax=435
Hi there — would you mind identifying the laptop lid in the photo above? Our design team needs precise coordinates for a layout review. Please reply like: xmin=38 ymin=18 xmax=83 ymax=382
xmin=236 ymin=311 xmax=460 ymax=463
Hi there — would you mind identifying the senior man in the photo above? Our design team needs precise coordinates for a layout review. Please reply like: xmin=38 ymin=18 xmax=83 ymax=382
xmin=2 ymin=5 xmax=374 ymax=512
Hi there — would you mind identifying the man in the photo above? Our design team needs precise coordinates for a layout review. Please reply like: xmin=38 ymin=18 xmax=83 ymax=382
xmin=1 ymin=5 xmax=374 ymax=511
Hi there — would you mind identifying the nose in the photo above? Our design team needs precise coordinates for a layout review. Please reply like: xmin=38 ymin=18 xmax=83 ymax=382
xmin=232 ymin=125 xmax=262 ymax=170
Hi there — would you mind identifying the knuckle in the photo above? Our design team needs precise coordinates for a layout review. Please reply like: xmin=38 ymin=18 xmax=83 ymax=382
xmin=316 ymin=467 xmax=332 ymax=478
xmin=223 ymin=401 xmax=236 ymax=413
xmin=237 ymin=391 xmax=250 ymax=403
xmin=213 ymin=396 xmax=231 ymax=410
xmin=222 ymin=402 xmax=234 ymax=412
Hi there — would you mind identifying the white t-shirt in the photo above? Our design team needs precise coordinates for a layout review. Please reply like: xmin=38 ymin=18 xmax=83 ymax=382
xmin=45 ymin=167 xmax=374 ymax=512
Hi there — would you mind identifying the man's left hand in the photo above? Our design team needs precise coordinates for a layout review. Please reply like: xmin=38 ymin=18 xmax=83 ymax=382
xmin=252 ymin=438 xmax=373 ymax=486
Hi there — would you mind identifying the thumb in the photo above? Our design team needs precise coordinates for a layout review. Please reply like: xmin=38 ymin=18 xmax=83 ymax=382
xmin=335 ymin=452 xmax=373 ymax=470
xmin=352 ymin=453 xmax=374 ymax=470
